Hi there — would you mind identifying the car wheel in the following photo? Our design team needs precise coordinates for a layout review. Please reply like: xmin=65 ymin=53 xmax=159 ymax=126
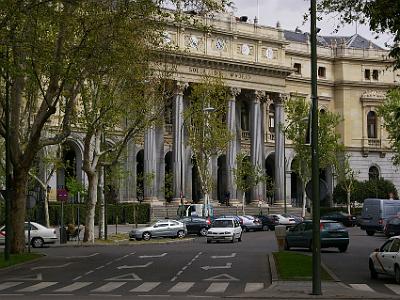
xmin=199 ymin=227 xmax=208 ymax=236
xmin=177 ymin=230 xmax=185 ymax=239
xmin=262 ymin=225 xmax=269 ymax=231
xmin=238 ymin=233 xmax=242 ymax=242
xmin=395 ymin=265 xmax=400 ymax=284
xmin=369 ymin=259 xmax=378 ymax=279
xmin=338 ymin=245 xmax=348 ymax=253
xmin=243 ymin=226 xmax=249 ymax=232
xmin=366 ymin=230 xmax=375 ymax=236
xmin=31 ymin=237 xmax=44 ymax=248
xmin=284 ymin=239 xmax=290 ymax=250
xmin=142 ymin=232 xmax=151 ymax=241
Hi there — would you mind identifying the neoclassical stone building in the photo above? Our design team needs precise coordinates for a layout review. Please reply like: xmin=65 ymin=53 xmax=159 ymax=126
xmin=49 ymin=12 xmax=400 ymax=208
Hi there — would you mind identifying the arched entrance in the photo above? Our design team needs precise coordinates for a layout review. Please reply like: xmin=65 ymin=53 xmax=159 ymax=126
xmin=136 ymin=150 xmax=144 ymax=202
xmin=217 ymin=155 xmax=227 ymax=204
xmin=290 ymin=157 xmax=302 ymax=207
xmin=192 ymin=157 xmax=202 ymax=203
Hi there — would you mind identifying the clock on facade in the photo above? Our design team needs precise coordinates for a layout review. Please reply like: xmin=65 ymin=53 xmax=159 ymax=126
xmin=241 ymin=43 xmax=250 ymax=55
xmin=189 ymin=35 xmax=199 ymax=48
xmin=216 ymin=38 xmax=225 ymax=50
xmin=266 ymin=47 xmax=274 ymax=59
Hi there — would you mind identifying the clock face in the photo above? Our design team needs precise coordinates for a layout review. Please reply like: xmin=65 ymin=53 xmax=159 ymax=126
xmin=266 ymin=47 xmax=274 ymax=59
xmin=189 ymin=35 xmax=199 ymax=48
xmin=241 ymin=43 xmax=250 ymax=55
xmin=216 ymin=38 xmax=225 ymax=50
xmin=163 ymin=32 xmax=172 ymax=45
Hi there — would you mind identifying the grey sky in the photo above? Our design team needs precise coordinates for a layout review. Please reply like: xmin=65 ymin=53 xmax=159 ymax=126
xmin=232 ymin=0 xmax=392 ymax=48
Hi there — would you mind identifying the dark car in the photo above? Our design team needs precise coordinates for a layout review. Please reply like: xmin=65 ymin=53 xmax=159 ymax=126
xmin=384 ymin=216 xmax=400 ymax=237
xmin=178 ymin=216 xmax=210 ymax=236
xmin=285 ymin=220 xmax=349 ymax=252
xmin=321 ymin=211 xmax=356 ymax=227
xmin=254 ymin=215 xmax=279 ymax=231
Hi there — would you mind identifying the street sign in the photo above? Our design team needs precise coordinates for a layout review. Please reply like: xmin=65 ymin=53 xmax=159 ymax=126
xmin=57 ymin=188 xmax=68 ymax=202
xmin=305 ymin=178 xmax=328 ymax=201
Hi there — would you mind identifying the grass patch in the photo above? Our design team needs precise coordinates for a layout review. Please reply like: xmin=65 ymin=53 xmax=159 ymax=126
xmin=273 ymin=251 xmax=332 ymax=281
xmin=0 ymin=252 xmax=43 ymax=269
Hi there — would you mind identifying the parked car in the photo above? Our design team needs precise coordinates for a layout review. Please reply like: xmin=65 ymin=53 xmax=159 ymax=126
xmin=239 ymin=215 xmax=262 ymax=231
xmin=178 ymin=216 xmax=210 ymax=236
xmin=206 ymin=218 xmax=242 ymax=243
xmin=217 ymin=215 xmax=244 ymax=227
xmin=129 ymin=220 xmax=187 ymax=241
xmin=281 ymin=213 xmax=303 ymax=225
xmin=369 ymin=236 xmax=400 ymax=282
xmin=0 ymin=222 xmax=57 ymax=248
xmin=270 ymin=214 xmax=296 ymax=227
xmin=321 ymin=211 xmax=356 ymax=227
xmin=285 ymin=220 xmax=349 ymax=252
xmin=254 ymin=215 xmax=279 ymax=231
xmin=384 ymin=216 xmax=400 ymax=237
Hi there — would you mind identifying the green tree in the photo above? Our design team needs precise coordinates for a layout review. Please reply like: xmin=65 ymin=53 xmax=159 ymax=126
xmin=284 ymin=97 xmax=343 ymax=216
xmin=184 ymin=76 xmax=231 ymax=215
xmin=335 ymin=154 xmax=359 ymax=214
xmin=316 ymin=0 xmax=400 ymax=68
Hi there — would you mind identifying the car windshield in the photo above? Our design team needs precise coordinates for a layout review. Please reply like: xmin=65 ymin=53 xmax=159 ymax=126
xmin=212 ymin=220 xmax=233 ymax=228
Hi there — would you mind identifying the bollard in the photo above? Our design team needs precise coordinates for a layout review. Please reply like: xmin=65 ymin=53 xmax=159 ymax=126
xmin=274 ymin=225 xmax=287 ymax=251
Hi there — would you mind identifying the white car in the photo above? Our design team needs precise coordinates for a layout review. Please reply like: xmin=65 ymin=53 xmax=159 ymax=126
xmin=0 ymin=222 xmax=57 ymax=248
xmin=271 ymin=214 xmax=296 ymax=227
xmin=206 ymin=218 xmax=242 ymax=243
xmin=369 ymin=235 xmax=400 ymax=282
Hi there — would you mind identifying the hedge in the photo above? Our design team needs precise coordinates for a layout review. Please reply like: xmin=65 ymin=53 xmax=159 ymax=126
xmin=0 ymin=201 xmax=150 ymax=226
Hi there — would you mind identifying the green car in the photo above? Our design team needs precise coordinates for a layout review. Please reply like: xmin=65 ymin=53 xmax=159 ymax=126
xmin=285 ymin=220 xmax=349 ymax=253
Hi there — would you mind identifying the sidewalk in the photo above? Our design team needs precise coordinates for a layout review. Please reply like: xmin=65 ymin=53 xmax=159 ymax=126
xmin=228 ymin=254 xmax=398 ymax=299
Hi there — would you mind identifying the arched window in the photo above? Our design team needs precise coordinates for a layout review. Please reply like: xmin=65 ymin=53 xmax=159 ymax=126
xmin=268 ymin=104 xmax=275 ymax=133
xmin=368 ymin=166 xmax=379 ymax=181
xmin=367 ymin=111 xmax=377 ymax=138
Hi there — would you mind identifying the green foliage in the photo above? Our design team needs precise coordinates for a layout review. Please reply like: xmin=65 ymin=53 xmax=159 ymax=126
xmin=378 ymin=88 xmax=400 ymax=165
xmin=66 ymin=177 xmax=87 ymax=198
xmin=234 ymin=152 xmax=268 ymax=193
xmin=184 ymin=76 xmax=231 ymax=195
xmin=0 ymin=253 xmax=44 ymax=269
xmin=162 ymin=171 xmax=174 ymax=202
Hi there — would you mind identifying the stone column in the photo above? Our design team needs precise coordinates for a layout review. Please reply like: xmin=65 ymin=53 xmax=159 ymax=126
xmin=144 ymin=125 xmax=161 ymax=204
xmin=173 ymin=82 xmax=187 ymax=204
xmin=274 ymin=94 xmax=286 ymax=206
xmin=226 ymin=88 xmax=241 ymax=206
xmin=251 ymin=90 xmax=265 ymax=205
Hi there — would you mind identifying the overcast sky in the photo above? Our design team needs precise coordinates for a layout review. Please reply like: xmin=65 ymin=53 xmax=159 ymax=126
xmin=232 ymin=0 xmax=392 ymax=48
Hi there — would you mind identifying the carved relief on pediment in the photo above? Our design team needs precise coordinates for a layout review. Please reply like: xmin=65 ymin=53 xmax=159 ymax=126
xmin=360 ymin=90 xmax=386 ymax=102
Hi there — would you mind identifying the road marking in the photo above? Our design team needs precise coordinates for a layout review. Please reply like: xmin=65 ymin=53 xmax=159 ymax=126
xmin=9 ymin=273 xmax=42 ymax=281
xmin=54 ymin=282 xmax=93 ymax=292
xmin=201 ymin=263 xmax=232 ymax=270
xmin=386 ymin=284 xmax=400 ymax=294
xmin=0 ymin=282 xmax=23 ymax=291
xmin=66 ymin=253 xmax=99 ymax=259
xmin=205 ymin=282 xmax=229 ymax=293
xmin=203 ymin=273 xmax=240 ymax=281
xmin=96 ymin=266 xmax=105 ymax=270
xmin=117 ymin=262 xmax=153 ymax=269
xmin=72 ymin=276 xmax=82 ymax=281
xmin=139 ymin=253 xmax=167 ymax=259
xmin=244 ymin=283 xmax=264 ymax=293
xmin=170 ymin=252 xmax=202 ymax=282
xmin=85 ymin=270 xmax=94 ymax=275
xmin=168 ymin=282 xmax=195 ymax=293
xmin=32 ymin=263 xmax=72 ymax=270
xmin=106 ymin=273 xmax=142 ymax=281
xmin=41 ymin=294 xmax=73 ymax=296
xmin=91 ymin=282 xmax=126 ymax=292
xmin=211 ymin=253 xmax=237 ymax=259
xmin=349 ymin=284 xmax=374 ymax=292
xmin=130 ymin=282 xmax=161 ymax=292
xmin=18 ymin=282 xmax=58 ymax=292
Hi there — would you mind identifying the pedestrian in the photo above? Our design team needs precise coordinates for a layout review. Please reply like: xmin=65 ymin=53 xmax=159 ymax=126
xmin=389 ymin=192 xmax=395 ymax=200
xmin=224 ymin=191 xmax=230 ymax=206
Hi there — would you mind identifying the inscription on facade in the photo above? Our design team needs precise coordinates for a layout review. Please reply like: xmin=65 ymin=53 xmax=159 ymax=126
xmin=188 ymin=67 xmax=251 ymax=80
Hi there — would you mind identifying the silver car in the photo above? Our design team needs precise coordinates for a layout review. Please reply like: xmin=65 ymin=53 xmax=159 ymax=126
xmin=0 ymin=222 xmax=57 ymax=248
xmin=129 ymin=220 xmax=187 ymax=241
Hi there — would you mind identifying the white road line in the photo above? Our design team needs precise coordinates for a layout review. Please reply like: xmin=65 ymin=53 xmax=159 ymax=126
xmin=32 ymin=263 xmax=72 ymax=270
xmin=211 ymin=253 xmax=237 ymax=259
xmin=18 ymin=282 xmax=58 ymax=292
xmin=386 ymin=284 xmax=400 ymax=295
xmin=91 ymin=282 xmax=126 ymax=292
xmin=170 ymin=277 xmax=178 ymax=282
xmin=205 ymin=282 xmax=229 ymax=293
xmin=96 ymin=266 xmax=105 ymax=270
xmin=139 ymin=253 xmax=167 ymax=259
xmin=0 ymin=294 xmax=24 ymax=296
xmin=168 ymin=282 xmax=195 ymax=293
xmin=182 ymin=266 xmax=188 ymax=270
xmin=72 ymin=276 xmax=82 ymax=281
xmin=54 ymin=282 xmax=93 ymax=292
xmin=0 ymin=282 xmax=23 ymax=291
xmin=41 ymin=294 xmax=73 ymax=297
xmin=177 ymin=271 xmax=183 ymax=275
xmin=85 ymin=271 xmax=94 ymax=275
xmin=349 ymin=284 xmax=375 ymax=292
xmin=130 ymin=282 xmax=161 ymax=292
xmin=244 ymin=283 xmax=264 ymax=293
xmin=66 ymin=253 xmax=99 ymax=259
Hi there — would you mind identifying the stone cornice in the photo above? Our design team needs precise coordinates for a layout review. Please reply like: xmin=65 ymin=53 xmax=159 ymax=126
xmin=286 ymin=76 xmax=334 ymax=87
xmin=333 ymin=80 xmax=396 ymax=89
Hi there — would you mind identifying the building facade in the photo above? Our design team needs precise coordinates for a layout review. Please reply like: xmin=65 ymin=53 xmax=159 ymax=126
xmin=48 ymin=13 xmax=400 ymax=207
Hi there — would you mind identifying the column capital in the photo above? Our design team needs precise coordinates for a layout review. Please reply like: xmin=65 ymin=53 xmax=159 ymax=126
xmin=275 ymin=93 xmax=289 ymax=104
xmin=230 ymin=87 xmax=241 ymax=98
xmin=175 ymin=81 xmax=188 ymax=96
xmin=253 ymin=90 xmax=265 ymax=103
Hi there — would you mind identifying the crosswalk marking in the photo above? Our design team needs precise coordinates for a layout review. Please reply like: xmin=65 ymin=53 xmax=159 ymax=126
xmin=91 ymin=282 xmax=126 ymax=292
xmin=385 ymin=284 xmax=400 ymax=295
xmin=205 ymin=282 xmax=229 ymax=293
xmin=168 ymin=282 xmax=195 ymax=292
xmin=55 ymin=282 xmax=93 ymax=292
xmin=349 ymin=284 xmax=374 ymax=292
xmin=130 ymin=282 xmax=161 ymax=292
xmin=0 ymin=282 xmax=23 ymax=291
xmin=244 ymin=283 xmax=264 ymax=293
xmin=18 ymin=282 xmax=58 ymax=292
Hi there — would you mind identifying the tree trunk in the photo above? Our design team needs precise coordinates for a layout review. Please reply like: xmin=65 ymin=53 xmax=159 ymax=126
xmin=347 ymin=191 xmax=351 ymax=215
xmin=83 ymin=172 xmax=98 ymax=243
xmin=10 ymin=169 xmax=29 ymax=253
xmin=44 ymin=193 xmax=50 ymax=228
xmin=98 ymin=166 xmax=105 ymax=240
xmin=242 ymin=192 xmax=246 ymax=215
xmin=301 ymin=189 xmax=307 ymax=218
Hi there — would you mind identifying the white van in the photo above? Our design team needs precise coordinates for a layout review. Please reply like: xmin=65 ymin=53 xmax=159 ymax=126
xmin=360 ymin=199 xmax=400 ymax=236
xmin=178 ymin=204 xmax=214 ymax=218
